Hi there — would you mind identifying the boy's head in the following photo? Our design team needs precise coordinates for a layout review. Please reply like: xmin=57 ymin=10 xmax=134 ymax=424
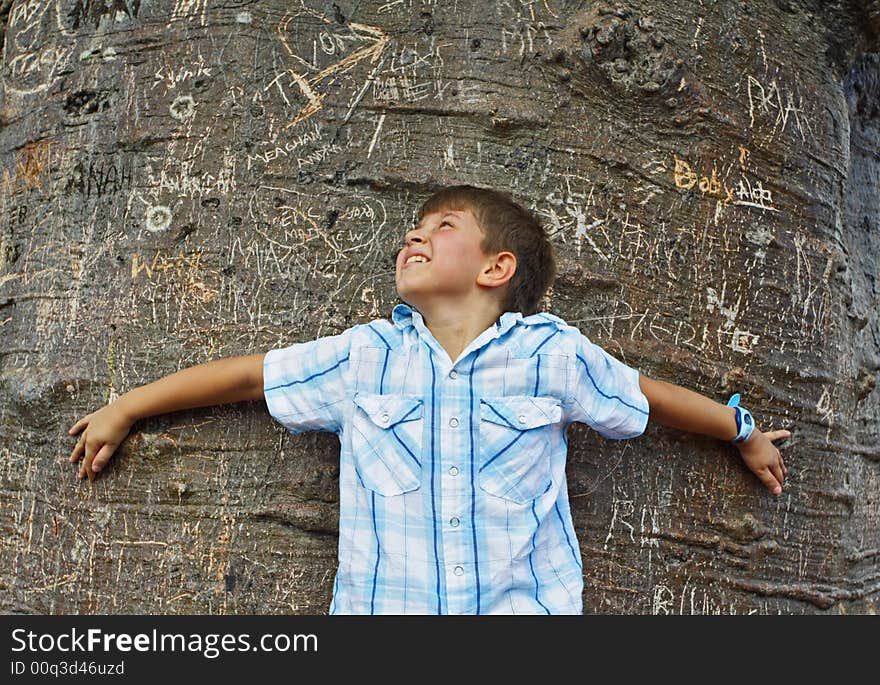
xmin=395 ymin=185 xmax=556 ymax=317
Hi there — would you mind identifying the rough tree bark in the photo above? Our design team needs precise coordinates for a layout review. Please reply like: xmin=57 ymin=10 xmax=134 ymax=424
xmin=0 ymin=0 xmax=877 ymax=614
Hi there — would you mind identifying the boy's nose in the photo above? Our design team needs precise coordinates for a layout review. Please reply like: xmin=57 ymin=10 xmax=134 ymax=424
xmin=404 ymin=230 xmax=426 ymax=246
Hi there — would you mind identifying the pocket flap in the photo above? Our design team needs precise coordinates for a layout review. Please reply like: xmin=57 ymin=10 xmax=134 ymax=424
xmin=353 ymin=392 xmax=423 ymax=428
xmin=480 ymin=396 xmax=562 ymax=430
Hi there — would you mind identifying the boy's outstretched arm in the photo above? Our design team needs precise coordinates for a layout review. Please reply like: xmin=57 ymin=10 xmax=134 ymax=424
xmin=638 ymin=373 xmax=791 ymax=495
xmin=68 ymin=354 xmax=266 ymax=482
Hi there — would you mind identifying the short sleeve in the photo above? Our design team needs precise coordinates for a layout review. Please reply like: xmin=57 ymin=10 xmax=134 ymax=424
xmin=263 ymin=327 xmax=354 ymax=435
xmin=564 ymin=331 xmax=650 ymax=439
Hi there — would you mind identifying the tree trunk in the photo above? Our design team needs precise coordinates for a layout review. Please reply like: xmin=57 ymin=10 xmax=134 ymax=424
xmin=1 ymin=0 xmax=878 ymax=614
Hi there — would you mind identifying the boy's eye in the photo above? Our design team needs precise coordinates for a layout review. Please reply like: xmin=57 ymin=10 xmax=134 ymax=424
xmin=404 ymin=220 xmax=451 ymax=240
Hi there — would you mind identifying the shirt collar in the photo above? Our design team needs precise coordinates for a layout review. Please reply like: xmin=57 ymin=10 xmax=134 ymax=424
xmin=391 ymin=303 xmax=524 ymax=338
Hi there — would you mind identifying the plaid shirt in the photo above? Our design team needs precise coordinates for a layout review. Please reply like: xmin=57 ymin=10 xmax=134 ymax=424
xmin=263 ymin=303 xmax=650 ymax=614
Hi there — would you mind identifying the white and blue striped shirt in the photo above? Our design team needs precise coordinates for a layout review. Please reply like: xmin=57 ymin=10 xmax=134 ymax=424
xmin=263 ymin=303 xmax=650 ymax=614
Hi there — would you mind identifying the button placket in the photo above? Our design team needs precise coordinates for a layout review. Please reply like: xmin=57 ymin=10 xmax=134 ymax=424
xmin=438 ymin=396 xmax=471 ymax=610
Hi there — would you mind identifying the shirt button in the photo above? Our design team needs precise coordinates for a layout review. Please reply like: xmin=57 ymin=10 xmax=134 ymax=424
xmin=518 ymin=414 xmax=527 ymax=424
xmin=448 ymin=466 xmax=459 ymax=476
xmin=380 ymin=412 xmax=390 ymax=424
xmin=450 ymin=517 xmax=460 ymax=528
xmin=449 ymin=417 xmax=459 ymax=428
xmin=453 ymin=566 xmax=464 ymax=576
xmin=449 ymin=370 xmax=458 ymax=379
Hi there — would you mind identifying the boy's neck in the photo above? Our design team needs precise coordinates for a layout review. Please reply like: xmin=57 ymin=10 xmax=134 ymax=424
xmin=413 ymin=300 xmax=505 ymax=364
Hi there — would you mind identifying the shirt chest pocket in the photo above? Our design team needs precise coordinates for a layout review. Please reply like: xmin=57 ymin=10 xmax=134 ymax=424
xmin=351 ymin=392 xmax=423 ymax=497
xmin=478 ymin=395 xmax=562 ymax=505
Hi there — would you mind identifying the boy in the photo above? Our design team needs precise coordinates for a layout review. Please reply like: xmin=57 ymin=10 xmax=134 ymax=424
xmin=68 ymin=185 xmax=790 ymax=614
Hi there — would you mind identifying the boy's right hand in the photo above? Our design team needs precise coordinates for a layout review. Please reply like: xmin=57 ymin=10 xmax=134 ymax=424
xmin=68 ymin=404 xmax=134 ymax=482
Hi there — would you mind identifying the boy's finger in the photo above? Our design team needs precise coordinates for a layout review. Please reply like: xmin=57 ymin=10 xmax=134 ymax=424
xmin=770 ymin=462 xmax=785 ymax=489
xmin=757 ymin=467 xmax=782 ymax=495
xmin=80 ymin=443 xmax=95 ymax=481
xmin=68 ymin=417 xmax=87 ymax=435
xmin=69 ymin=437 xmax=84 ymax=463
xmin=91 ymin=444 xmax=114 ymax=473
xmin=769 ymin=429 xmax=792 ymax=442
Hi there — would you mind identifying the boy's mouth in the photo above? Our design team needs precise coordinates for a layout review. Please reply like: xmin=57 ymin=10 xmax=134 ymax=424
xmin=403 ymin=254 xmax=430 ymax=266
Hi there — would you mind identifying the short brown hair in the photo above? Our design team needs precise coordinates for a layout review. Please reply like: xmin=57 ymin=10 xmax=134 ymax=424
xmin=416 ymin=185 xmax=556 ymax=315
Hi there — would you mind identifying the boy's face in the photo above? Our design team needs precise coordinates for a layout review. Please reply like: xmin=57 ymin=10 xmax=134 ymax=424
xmin=395 ymin=206 xmax=505 ymax=311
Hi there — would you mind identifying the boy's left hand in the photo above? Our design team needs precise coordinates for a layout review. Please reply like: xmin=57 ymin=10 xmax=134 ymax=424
xmin=736 ymin=428 xmax=791 ymax=495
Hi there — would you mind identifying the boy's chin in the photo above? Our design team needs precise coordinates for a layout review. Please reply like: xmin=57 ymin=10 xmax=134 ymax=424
xmin=398 ymin=293 xmax=436 ymax=315
xmin=395 ymin=285 xmax=420 ymax=305
xmin=396 ymin=293 xmax=419 ymax=309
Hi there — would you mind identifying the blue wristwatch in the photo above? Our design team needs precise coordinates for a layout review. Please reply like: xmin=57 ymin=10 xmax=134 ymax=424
xmin=726 ymin=394 xmax=755 ymax=444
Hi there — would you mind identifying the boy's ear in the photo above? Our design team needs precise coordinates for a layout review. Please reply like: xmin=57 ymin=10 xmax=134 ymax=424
xmin=477 ymin=251 xmax=516 ymax=289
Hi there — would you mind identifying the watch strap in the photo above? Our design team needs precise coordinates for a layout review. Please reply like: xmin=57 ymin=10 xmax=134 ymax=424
xmin=726 ymin=393 xmax=755 ymax=444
